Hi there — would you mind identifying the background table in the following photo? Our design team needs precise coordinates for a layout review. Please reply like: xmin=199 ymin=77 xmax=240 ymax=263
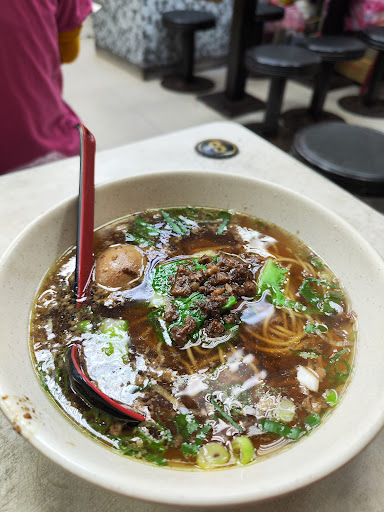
xmin=1 ymin=121 xmax=383 ymax=512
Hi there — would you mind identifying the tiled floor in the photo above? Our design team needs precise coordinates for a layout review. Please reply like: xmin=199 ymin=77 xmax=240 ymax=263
xmin=62 ymin=26 xmax=384 ymax=152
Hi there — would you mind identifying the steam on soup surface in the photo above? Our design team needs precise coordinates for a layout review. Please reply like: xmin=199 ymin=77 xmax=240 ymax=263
xmin=30 ymin=207 xmax=356 ymax=469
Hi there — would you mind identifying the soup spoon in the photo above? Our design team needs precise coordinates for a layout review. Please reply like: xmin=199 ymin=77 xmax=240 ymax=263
xmin=68 ymin=124 xmax=145 ymax=423
xmin=67 ymin=345 xmax=146 ymax=422
xmin=75 ymin=123 xmax=96 ymax=308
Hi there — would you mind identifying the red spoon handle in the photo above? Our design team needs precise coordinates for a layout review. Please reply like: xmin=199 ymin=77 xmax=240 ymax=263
xmin=75 ymin=123 xmax=96 ymax=308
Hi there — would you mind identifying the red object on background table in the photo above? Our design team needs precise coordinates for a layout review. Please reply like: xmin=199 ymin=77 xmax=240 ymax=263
xmin=75 ymin=123 xmax=96 ymax=308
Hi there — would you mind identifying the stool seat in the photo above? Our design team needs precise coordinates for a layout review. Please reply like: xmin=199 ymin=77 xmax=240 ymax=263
xmin=304 ymin=36 xmax=366 ymax=61
xmin=161 ymin=10 xmax=216 ymax=93
xmin=255 ymin=4 xmax=284 ymax=22
xmin=246 ymin=44 xmax=321 ymax=77
xmin=292 ymin=122 xmax=384 ymax=194
xmin=163 ymin=10 xmax=215 ymax=31
xmin=360 ymin=26 xmax=384 ymax=51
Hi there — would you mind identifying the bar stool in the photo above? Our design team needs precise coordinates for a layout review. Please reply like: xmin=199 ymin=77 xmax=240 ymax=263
xmin=161 ymin=10 xmax=216 ymax=93
xmin=282 ymin=36 xmax=366 ymax=131
xmin=253 ymin=4 xmax=285 ymax=46
xmin=291 ymin=122 xmax=384 ymax=198
xmin=248 ymin=4 xmax=285 ymax=79
xmin=339 ymin=27 xmax=384 ymax=117
xmin=244 ymin=45 xmax=321 ymax=149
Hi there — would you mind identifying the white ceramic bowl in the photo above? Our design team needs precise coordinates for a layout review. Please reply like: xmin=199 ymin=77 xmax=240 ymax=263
xmin=1 ymin=171 xmax=384 ymax=507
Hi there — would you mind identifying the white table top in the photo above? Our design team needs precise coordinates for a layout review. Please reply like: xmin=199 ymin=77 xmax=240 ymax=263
xmin=1 ymin=121 xmax=383 ymax=512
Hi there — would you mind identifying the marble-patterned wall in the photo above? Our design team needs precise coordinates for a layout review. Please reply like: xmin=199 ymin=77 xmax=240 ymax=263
xmin=92 ymin=0 xmax=233 ymax=70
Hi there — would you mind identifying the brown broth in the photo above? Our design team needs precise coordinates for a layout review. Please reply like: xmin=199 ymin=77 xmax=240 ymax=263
xmin=30 ymin=207 xmax=356 ymax=470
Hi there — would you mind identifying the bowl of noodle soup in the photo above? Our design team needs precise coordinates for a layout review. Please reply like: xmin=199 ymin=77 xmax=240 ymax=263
xmin=1 ymin=170 xmax=384 ymax=506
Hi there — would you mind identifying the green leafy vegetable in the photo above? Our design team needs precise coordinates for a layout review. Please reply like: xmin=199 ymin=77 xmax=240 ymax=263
xmin=304 ymin=413 xmax=321 ymax=429
xmin=150 ymin=259 xmax=190 ymax=295
xmin=304 ymin=323 xmax=328 ymax=334
xmin=37 ymin=363 xmax=49 ymax=391
xmin=181 ymin=424 xmax=212 ymax=456
xmin=174 ymin=413 xmax=200 ymax=441
xmin=135 ymin=217 xmax=161 ymax=238
xmin=103 ymin=342 xmax=114 ymax=356
xmin=222 ymin=295 xmax=237 ymax=310
xmin=161 ymin=210 xmax=188 ymax=236
xmin=125 ymin=216 xmax=161 ymax=246
xmin=326 ymin=349 xmax=351 ymax=384
xmin=147 ymin=307 xmax=173 ymax=345
xmin=99 ymin=318 xmax=129 ymax=339
xmin=125 ymin=233 xmax=150 ymax=246
xmin=216 ymin=211 xmax=231 ymax=235
xmin=290 ymin=348 xmax=323 ymax=359
xmin=83 ymin=408 xmax=112 ymax=434
xmin=299 ymin=278 xmax=343 ymax=315
xmin=77 ymin=320 xmax=92 ymax=333
xmin=259 ymin=419 xmax=304 ymax=440
xmin=210 ymin=396 xmax=243 ymax=432
xmin=307 ymin=256 xmax=324 ymax=269
xmin=324 ymin=389 xmax=339 ymax=407
xmin=257 ymin=260 xmax=303 ymax=311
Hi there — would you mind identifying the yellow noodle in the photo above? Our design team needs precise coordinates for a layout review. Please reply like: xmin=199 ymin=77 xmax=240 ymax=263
xmin=272 ymin=324 xmax=297 ymax=335
xmin=245 ymin=359 xmax=260 ymax=374
xmin=202 ymin=354 xmax=222 ymax=364
xmin=178 ymin=358 xmax=194 ymax=375
xmin=186 ymin=347 xmax=197 ymax=367
xmin=262 ymin=309 xmax=275 ymax=338
xmin=255 ymin=346 xmax=292 ymax=355
xmin=282 ymin=309 xmax=288 ymax=329
xmin=274 ymin=257 xmax=308 ymax=269
xmin=193 ymin=345 xmax=213 ymax=355
xmin=243 ymin=324 xmax=306 ymax=347
xmin=269 ymin=326 xmax=292 ymax=339
xmin=156 ymin=342 xmax=165 ymax=364
xmin=218 ymin=347 xmax=225 ymax=365
xmin=152 ymin=384 xmax=181 ymax=408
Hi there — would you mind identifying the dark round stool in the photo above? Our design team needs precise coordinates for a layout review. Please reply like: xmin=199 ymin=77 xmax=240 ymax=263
xmin=161 ymin=10 xmax=216 ymax=93
xmin=291 ymin=122 xmax=384 ymax=197
xmin=282 ymin=36 xmax=366 ymax=131
xmin=244 ymin=44 xmax=321 ymax=148
xmin=339 ymin=27 xmax=384 ymax=117
xmin=253 ymin=4 xmax=285 ymax=46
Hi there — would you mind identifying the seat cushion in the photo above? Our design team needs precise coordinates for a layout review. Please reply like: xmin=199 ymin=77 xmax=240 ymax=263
xmin=361 ymin=26 xmax=384 ymax=52
xmin=255 ymin=4 xmax=284 ymax=22
xmin=246 ymin=44 xmax=321 ymax=78
xmin=162 ymin=10 xmax=216 ymax=31
xmin=304 ymin=36 xmax=366 ymax=62
xmin=292 ymin=122 xmax=384 ymax=194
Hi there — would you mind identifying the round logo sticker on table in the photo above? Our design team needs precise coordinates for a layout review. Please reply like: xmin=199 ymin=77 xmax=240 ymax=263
xmin=195 ymin=139 xmax=239 ymax=159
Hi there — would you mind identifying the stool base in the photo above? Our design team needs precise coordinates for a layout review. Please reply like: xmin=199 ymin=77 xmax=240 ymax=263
xmin=198 ymin=91 xmax=265 ymax=118
xmin=338 ymin=95 xmax=384 ymax=118
xmin=161 ymin=75 xmax=214 ymax=93
xmin=244 ymin=122 xmax=292 ymax=152
xmin=282 ymin=108 xmax=344 ymax=133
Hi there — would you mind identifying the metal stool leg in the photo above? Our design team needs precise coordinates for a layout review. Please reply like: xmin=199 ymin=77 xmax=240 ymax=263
xmin=264 ymin=76 xmax=286 ymax=134
xmin=364 ymin=51 xmax=384 ymax=106
xmin=181 ymin=30 xmax=195 ymax=83
xmin=310 ymin=61 xmax=334 ymax=117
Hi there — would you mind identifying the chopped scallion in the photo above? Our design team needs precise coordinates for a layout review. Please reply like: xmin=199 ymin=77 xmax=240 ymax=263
xmin=259 ymin=418 xmax=303 ymax=440
xmin=210 ymin=396 xmax=243 ymax=432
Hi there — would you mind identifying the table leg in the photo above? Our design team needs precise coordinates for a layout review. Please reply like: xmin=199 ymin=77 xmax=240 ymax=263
xmin=225 ymin=0 xmax=258 ymax=100
xmin=198 ymin=0 xmax=265 ymax=118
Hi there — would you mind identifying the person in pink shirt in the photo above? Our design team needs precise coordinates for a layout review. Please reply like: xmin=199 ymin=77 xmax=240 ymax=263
xmin=0 ymin=0 xmax=92 ymax=175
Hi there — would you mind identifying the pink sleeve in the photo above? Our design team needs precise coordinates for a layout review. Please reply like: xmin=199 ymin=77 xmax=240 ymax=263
xmin=56 ymin=0 xmax=93 ymax=32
